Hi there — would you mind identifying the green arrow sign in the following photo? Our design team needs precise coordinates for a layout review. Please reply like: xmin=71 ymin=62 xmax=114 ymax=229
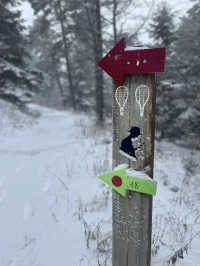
xmin=98 ymin=168 xmax=157 ymax=196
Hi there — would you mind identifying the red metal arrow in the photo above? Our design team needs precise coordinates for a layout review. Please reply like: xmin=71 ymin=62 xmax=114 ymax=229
xmin=97 ymin=38 xmax=166 ymax=86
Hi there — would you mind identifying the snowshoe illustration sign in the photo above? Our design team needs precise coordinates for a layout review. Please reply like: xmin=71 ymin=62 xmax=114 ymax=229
xmin=98 ymin=168 xmax=157 ymax=196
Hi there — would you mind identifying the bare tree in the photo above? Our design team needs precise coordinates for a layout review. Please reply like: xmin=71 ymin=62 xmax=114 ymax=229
xmin=102 ymin=0 xmax=155 ymax=45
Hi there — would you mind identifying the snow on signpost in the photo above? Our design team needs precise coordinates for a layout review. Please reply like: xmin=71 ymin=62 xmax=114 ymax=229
xmin=97 ymin=38 xmax=165 ymax=266
xmin=98 ymin=164 xmax=157 ymax=196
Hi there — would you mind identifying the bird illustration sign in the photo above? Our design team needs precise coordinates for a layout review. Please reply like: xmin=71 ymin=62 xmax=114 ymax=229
xmin=119 ymin=126 xmax=144 ymax=161
xmin=98 ymin=167 xmax=157 ymax=197
xmin=97 ymin=38 xmax=166 ymax=85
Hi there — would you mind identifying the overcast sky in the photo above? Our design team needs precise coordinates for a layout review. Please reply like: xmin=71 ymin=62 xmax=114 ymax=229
xmin=19 ymin=0 xmax=194 ymax=44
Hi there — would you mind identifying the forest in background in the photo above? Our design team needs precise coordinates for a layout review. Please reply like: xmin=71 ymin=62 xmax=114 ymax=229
xmin=0 ymin=0 xmax=200 ymax=148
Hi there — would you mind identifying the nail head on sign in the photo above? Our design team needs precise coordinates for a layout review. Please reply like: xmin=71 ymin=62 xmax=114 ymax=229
xmin=112 ymin=176 xmax=123 ymax=187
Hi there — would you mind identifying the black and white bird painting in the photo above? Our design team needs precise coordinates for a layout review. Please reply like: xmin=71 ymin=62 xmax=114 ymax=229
xmin=119 ymin=127 xmax=144 ymax=161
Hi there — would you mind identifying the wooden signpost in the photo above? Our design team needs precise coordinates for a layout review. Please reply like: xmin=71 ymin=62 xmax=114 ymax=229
xmin=98 ymin=38 xmax=165 ymax=266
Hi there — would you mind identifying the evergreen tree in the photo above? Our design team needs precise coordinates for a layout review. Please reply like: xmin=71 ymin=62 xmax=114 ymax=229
xmin=29 ymin=0 xmax=82 ymax=112
xmin=71 ymin=0 xmax=104 ymax=120
xmin=175 ymin=0 xmax=200 ymax=82
xmin=0 ymin=0 xmax=43 ymax=112
xmin=28 ymin=15 xmax=95 ymax=112
xmin=154 ymin=0 xmax=200 ymax=149
xmin=29 ymin=0 xmax=104 ymax=120
xmin=149 ymin=3 xmax=176 ymax=47
xmin=28 ymin=16 xmax=68 ymax=109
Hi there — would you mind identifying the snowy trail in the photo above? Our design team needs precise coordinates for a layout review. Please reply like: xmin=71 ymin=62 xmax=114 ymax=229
xmin=0 ymin=105 xmax=199 ymax=266
xmin=0 ymin=107 xmax=110 ymax=266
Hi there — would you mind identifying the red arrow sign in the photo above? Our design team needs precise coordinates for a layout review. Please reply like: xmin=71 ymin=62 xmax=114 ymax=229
xmin=97 ymin=38 xmax=166 ymax=86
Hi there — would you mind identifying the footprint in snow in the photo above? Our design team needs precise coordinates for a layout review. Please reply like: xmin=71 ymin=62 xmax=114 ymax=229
xmin=0 ymin=192 xmax=9 ymax=205
xmin=0 ymin=177 xmax=5 ymax=188
xmin=10 ymin=236 xmax=36 ymax=266
xmin=23 ymin=201 xmax=34 ymax=221
xmin=15 ymin=164 xmax=26 ymax=174
xmin=42 ymin=180 xmax=53 ymax=193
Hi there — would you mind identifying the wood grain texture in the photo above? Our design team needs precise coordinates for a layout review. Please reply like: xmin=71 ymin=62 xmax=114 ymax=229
xmin=112 ymin=74 xmax=156 ymax=266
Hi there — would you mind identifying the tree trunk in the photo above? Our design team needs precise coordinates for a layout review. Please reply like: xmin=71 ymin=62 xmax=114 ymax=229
xmin=113 ymin=0 xmax=117 ymax=45
xmin=57 ymin=0 xmax=76 ymax=110
xmin=51 ymin=54 xmax=67 ymax=109
xmin=55 ymin=72 xmax=67 ymax=109
xmin=94 ymin=0 xmax=104 ymax=122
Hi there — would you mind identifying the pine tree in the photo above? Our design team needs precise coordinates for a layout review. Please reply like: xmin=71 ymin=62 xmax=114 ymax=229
xmin=28 ymin=16 xmax=68 ymax=109
xmin=149 ymin=3 xmax=176 ymax=47
xmin=29 ymin=0 xmax=78 ymax=111
xmin=154 ymin=0 xmax=200 ymax=149
xmin=172 ymin=0 xmax=200 ymax=85
xmin=0 ymin=0 xmax=43 ymax=112
xmin=176 ymin=0 xmax=200 ymax=60
xmin=29 ymin=0 xmax=105 ymax=120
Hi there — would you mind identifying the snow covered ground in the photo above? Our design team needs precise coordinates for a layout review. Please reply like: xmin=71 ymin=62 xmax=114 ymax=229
xmin=0 ymin=102 xmax=200 ymax=266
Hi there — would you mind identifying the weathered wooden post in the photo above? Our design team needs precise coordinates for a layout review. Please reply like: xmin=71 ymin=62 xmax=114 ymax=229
xmin=98 ymin=38 xmax=165 ymax=266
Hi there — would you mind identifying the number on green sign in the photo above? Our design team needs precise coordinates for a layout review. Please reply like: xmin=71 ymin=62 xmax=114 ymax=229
xmin=130 ymin=181 xmax=138 ymax=189
xmin=130 ymin=181 xmax=133 ymax=188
